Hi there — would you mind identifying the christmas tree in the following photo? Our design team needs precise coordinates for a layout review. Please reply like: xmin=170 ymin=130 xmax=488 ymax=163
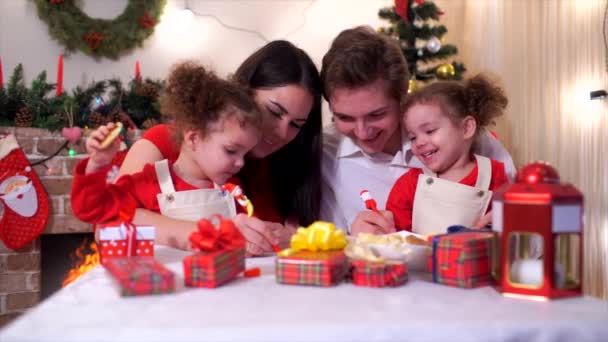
xmin=378 ymin=0 xmax=466 ymax=91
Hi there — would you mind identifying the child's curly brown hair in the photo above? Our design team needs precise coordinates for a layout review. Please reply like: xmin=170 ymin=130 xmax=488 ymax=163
xmin=403 ymin=73 xmax=508 ymax=140
xmin=160 ymin=61 xmax=261 ymax=147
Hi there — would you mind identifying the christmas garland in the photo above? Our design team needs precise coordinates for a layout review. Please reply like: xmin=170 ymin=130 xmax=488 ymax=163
xmin=34 ymin=0 xmax=166 ymax=59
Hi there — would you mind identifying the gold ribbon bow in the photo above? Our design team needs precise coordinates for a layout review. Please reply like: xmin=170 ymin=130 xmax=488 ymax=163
xmin=279 ymin=221 xmax=347 ymax=257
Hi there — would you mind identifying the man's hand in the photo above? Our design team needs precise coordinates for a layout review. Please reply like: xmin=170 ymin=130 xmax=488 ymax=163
xmin=350 ymin=210 xmax=396 ymax=237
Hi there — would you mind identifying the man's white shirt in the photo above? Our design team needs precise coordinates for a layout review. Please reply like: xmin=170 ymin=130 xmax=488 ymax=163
xmin=320 ymin=124 xmax=516 ymax=232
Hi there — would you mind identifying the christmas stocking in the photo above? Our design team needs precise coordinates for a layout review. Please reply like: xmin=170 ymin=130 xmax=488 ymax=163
xmin=0 ymin=134 xmax=49 ymax=250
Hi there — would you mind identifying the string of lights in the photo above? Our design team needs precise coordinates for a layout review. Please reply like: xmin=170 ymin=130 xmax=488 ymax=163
xmin=590 ymin=0 xmax=608 ymax=100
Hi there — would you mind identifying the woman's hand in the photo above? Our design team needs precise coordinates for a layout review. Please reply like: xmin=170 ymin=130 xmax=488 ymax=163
xmin=85 ymin=122 xmax=121 ymax=173
xmin=233 ymin=214 xmax=280 ymax=256
xmin=350 ymin=210 xmax=396 ymax=237
xmin=267 ymin=221 xmax=296 ymax=249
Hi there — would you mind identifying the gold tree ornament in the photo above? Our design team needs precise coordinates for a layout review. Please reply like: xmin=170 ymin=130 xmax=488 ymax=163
xmin=34 ymin=0 xmax=166 ymax=59
xmin=436 ymin=63 xmax=456 ymax=79
xmin=408 ymin=79 xmax=420 ymax=94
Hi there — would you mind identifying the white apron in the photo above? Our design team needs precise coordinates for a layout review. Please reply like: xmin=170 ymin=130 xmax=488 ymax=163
xmin=412 ymin=154 xmax=493 ymax=236
xmin=154 ymin=160 xmax=237 ymax=221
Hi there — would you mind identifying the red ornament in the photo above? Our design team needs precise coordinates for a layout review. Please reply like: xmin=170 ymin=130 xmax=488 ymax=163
xmin=49 ymin=0 xmax=65 ymax=4
xmin=415 ymin=0 xmax=425 ymax=4
xmin=138 ymin=12 xmax=156 ymax=29
xmin=395 ymin=0 xmax=409 ymax=22
xmin=84 ymin=32 xmax=106 ymax=50
xmin=515 ymin=161 xmax=560 ymax=185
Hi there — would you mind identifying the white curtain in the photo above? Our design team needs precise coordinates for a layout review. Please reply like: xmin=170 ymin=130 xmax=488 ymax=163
xmin=452 ymin=0 xmax=608 ymax=299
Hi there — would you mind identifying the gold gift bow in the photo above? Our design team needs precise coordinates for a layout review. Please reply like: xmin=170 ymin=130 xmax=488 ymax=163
xmin=278 ymin=221 xmax=347 ymax=257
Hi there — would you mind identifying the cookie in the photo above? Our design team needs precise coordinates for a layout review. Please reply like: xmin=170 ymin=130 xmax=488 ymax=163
xmin=99 ymin=122 xmax=123 ymax=149
xmin=405 ymin=235 xmax=429 ymax=246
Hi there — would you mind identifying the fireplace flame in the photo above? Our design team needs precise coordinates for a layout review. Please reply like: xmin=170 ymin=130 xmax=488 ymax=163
xmin=62 ymin=241 xmax=100 ymax=287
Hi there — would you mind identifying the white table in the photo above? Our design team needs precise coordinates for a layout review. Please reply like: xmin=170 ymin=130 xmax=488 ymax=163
xmin=1 ymin=246 xmax=607 ymax=342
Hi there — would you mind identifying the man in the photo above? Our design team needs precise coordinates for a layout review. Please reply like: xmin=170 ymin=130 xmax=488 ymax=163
xmin=320 ymin=26 xmax=515 ymax=235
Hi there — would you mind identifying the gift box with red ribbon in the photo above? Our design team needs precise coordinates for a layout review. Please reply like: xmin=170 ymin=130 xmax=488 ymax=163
xmin=97 ymin=223 xmax=155 ymax=265
xmin=183 ymin=216 xmax=246 ymax=288
xmin=427 ymin=226 xmax=496 ymax=288
xmin=275 ymin=221 xmax=348 ymax=287
xmin=104 ymin=257 xmax=175 ymax=296
xmin=351 ymin=260 xmax=408 ymax=288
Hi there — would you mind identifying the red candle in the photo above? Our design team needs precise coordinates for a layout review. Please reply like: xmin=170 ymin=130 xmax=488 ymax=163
xmin=135 ymin=61 xmax=141 ymax=81
xmin=56 ymin=54 xmax=63 ymax=96
xmin=0 ymin=56 xmax=3 ymax=89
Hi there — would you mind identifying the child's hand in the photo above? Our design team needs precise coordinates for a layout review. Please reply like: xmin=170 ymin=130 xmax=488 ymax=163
xmin=472 ymin=211 xmax=492 ymax=228
xmin=351 ymin=210 xmax=396 ymax=237
xmin=85 ymin=123 xmax=122 ymax=173
xmin=233 ymin=214 xmax=280 ymax=256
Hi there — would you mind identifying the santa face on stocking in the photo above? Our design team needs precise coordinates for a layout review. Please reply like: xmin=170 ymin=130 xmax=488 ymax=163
xmin=0 ymin=173 xmax=38 ymax=217
xmin=0 ymin=135 xmax=50 ymax=250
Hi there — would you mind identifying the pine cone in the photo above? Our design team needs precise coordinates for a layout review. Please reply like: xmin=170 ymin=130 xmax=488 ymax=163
xmin=136 ymin=83 xmax=159 ymax=99
xmin=14 ymin=107 xmax=33 ymax=127
xmin=141 ymin=118 xmax=159 ymax=130
xmin=88 ymin=111 xmax=107 ymax=129
xmin=110 ymin=110 xmax=134 ymax=130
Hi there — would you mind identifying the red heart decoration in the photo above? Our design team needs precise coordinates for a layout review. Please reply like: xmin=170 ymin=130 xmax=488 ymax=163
xmin=61 ymin=126 xmax=83 ymax=144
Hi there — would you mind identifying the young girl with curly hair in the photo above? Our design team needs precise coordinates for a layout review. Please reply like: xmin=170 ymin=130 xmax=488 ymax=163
xmin=386 ymin=74 xmax=510 ymax=235
xmin=71 ymin=61 xmax=268 ymax=250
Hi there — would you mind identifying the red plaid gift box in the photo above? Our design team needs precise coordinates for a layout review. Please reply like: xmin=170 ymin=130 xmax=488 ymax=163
xmin=351 ymin=260 xmax=408 ymax=288
xmin=427 ymin=229 xmax=496 ymax=288
xmin=276 ymin=250 xmax=347 ymax=286
xmin=183 ymin=215 xmax=247 ymax=288
xmin=97 ymin=224 xmax=155 ymax=265
xmin=183 ymin=247 xmax=245 ymax=288
xmin=104 ymin=257 xmax=175 ymax=296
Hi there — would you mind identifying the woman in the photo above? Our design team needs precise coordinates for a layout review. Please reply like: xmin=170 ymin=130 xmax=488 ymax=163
xmin=116 ymin=41 xmax=322 ymax=255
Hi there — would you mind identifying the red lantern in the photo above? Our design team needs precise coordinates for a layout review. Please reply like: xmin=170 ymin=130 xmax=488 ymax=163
xmin=492 ymin=161 xmax=583 ymax=301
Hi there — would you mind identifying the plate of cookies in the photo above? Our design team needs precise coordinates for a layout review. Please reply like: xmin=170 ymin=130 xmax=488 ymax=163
xmin=345 ymin=231 xmax=430 ymax=271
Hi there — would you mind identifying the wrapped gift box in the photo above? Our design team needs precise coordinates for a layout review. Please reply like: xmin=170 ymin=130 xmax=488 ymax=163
xmin=97 ymin=224 xmax=155 ymax=265
xmin=427 ymin=231 xmax=496 ymax=288
xmin=351 ymin=260 xmax=408 ymax=288
xmin=183 ymin=247 xmax=245 ymax=288
xmin=104 ymin=257 xmax=175 ymax=296
xmin=276 ymin=250 xmax=347 ymax=287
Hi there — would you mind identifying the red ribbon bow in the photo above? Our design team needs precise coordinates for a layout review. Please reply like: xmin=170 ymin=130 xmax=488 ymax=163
xmin=189 ymin=215 xmax=246 ymax=252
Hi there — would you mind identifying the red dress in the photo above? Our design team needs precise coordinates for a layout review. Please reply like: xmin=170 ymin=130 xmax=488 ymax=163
xmin=386 ymin=159 xmax=509 ymax=231
xmin=143 ymin=124 xmax=283 ymax=223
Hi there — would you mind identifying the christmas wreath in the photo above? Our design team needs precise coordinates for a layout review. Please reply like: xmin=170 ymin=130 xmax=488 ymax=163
xmin=34 ymin=0 xmax=166 ymax=59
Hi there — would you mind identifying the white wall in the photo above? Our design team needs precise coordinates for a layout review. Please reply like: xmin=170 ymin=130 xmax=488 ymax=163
xmin=0 ymin=0 xmax=465 ymax=124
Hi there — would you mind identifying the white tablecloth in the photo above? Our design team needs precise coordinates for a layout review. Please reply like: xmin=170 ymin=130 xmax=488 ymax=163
xmin=1 ymin=246 xmax=607 ymax=342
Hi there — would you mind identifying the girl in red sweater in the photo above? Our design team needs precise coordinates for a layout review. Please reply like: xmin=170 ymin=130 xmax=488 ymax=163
xmin=386 ymin=74 xmax=510 ymax=235
xmin=71 ymin=61 xmax=275 ymax=251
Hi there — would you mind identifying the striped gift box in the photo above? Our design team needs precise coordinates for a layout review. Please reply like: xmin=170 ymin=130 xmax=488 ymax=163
xmin=104 ymin=257 xmax=175 ymax=296
xmin=276 ymin=250 xmax=347 ymax=286
xmin=427 ymin=231 xmax=496 ymax=288
xmin=183 ymin=247 xmax=245 ymax=288
xmin=351 ymin=260 xmax=408 ymax=288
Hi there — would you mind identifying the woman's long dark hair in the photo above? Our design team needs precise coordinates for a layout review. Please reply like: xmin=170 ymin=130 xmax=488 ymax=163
xmin=233 ymin=40 xmax=322 ymax=226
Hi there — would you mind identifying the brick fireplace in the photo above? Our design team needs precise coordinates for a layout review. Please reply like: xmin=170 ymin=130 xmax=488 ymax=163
xmin=0 ymin=127 xmax=139 ymax=327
